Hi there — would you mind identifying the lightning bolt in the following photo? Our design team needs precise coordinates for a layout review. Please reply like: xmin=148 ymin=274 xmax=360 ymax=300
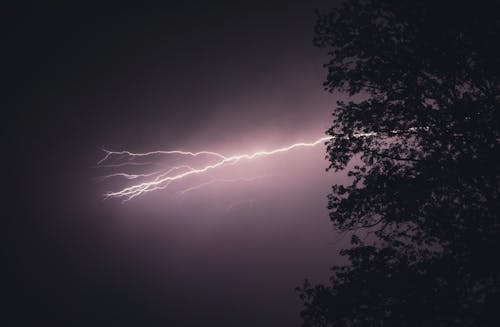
xmin=97 ymin=129 xmax=427 ymax=202
xmin=96 ymin=165 xmax=196 ymax=181
xmin=98 ymin=149 xmax=226 ymax=165
xmin=98 ymin=136 xmax=332 ymax=201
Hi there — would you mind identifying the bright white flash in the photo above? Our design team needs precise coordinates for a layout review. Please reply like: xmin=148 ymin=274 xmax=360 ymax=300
xmin=98 ymin=136 xmax=332 ymax=201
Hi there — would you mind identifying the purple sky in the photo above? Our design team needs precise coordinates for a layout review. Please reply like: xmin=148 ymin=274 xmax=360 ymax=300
xmin=7 ymin=1 xmax=349 ymax=326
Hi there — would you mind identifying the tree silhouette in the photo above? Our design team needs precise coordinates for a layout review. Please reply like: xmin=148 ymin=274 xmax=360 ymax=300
xmin=298 ymin=1 xmax=500 ymax=326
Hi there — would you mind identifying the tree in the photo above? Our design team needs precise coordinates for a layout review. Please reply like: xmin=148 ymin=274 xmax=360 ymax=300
xmin=298 ymin=1 xmax=500 ymax=326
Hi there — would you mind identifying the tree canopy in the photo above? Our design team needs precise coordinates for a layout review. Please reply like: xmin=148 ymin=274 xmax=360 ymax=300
xmin=298 ymin=1 xmax=500 ymax=326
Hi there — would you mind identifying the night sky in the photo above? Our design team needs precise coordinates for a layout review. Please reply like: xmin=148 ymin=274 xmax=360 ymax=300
xmin=6 ymin=1 xmax=348 ymax=326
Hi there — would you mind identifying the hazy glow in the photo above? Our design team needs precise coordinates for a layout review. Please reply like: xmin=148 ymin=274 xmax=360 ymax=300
xmin=177 ymin=176 xmax=265 ymax=196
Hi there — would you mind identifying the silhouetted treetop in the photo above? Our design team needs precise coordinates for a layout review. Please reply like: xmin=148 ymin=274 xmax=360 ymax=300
xmin=314 ymin=0 xmax=499 ymax=243
xmin=299 ymin=1 xmax=500 ymax=326
xmin=315 ymin=0 xmax=500 ymax=95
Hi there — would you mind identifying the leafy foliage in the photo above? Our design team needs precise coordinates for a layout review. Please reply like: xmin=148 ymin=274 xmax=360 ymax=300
xmin=299 ymin=1 xmax=500 ymax=326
